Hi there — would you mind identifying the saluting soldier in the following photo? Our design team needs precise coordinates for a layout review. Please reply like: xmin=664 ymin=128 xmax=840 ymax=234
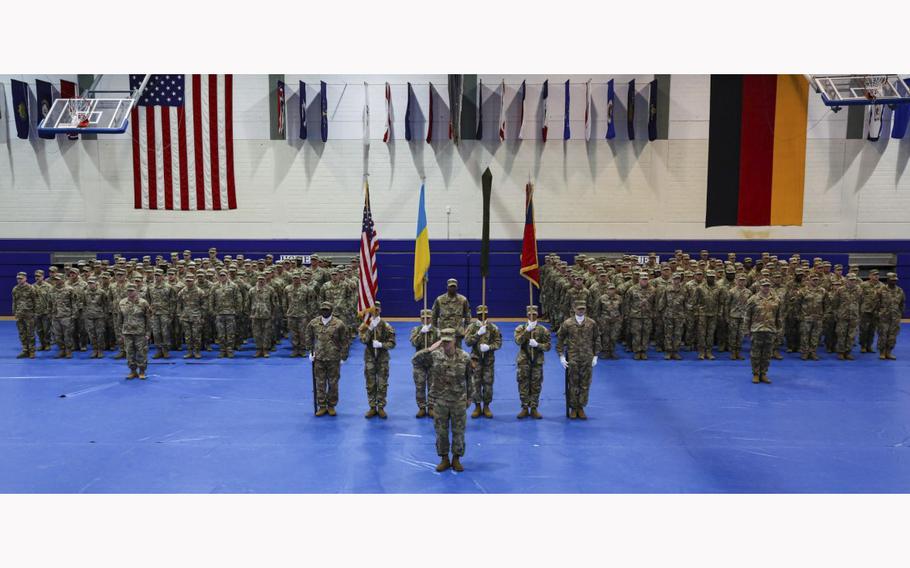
xmin=410 ymin=309 xmax=440 ymax=418
xmin=743 ymin=279 xmax=781 ymax=384
xmin=464 ymin=305 xmax=502 ymax=419
xmin=412 ymin=328 xmax=472 ymax=473
xmin=431 ymin=278 xmax=471 ymax=348
xmin=513 ymin=305 xmax=551 ymax=419
xmin=359 ymin=301 xmax=396 ymax=419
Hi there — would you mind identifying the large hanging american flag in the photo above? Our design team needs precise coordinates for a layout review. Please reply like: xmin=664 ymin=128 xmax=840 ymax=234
xmin=357 ymin=180 xmax=379 ymax=319
xmin=128 ymin=74 xmax=237 ymax=210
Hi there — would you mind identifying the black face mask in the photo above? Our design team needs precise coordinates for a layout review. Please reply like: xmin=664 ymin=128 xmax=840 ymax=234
xmin=706 ymin=277 xmax=715 ymax=285
xmin=320 ymin=310 xmax=331 ymax=318
xmin=888 ymin=281 xmax=896 ymax=288
xmin=796 ymin=275 xmax=804 ymax=283
xmin=726 ymin=273 xmax=734 ymax=281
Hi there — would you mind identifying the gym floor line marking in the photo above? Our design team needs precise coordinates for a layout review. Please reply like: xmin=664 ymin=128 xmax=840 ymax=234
xmin=59 ymin=383 xmax=120 ymax=398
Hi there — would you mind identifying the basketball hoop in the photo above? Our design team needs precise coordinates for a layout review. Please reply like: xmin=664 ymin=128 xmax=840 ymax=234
xmin=66 ymin=98 xmax=93 ymax=128
xmin=863 ymin=75 xmax=887 ymax=101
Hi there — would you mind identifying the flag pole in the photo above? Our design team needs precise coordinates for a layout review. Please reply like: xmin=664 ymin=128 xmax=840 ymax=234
xmin=423 ymin=276 xmax=428 ymax=350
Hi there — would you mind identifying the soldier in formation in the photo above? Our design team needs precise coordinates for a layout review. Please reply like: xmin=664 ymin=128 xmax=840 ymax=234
xmin=513 ymin=304 xmax=551 ymax=419
xmin=359 ymin=302 xmax=396 ymax=419
xmin=464 ymin=305 xmax=502 ymax=418
xmin=410 ymin=308 xmax=440 ymax=418
xmin=306 ymin=301 xmax=350 ymax=417
xmin=556 ymin=300 xmax=600 ymax=420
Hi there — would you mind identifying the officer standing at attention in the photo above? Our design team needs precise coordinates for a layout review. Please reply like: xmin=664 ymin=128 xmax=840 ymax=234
xmin=556 ymin=300 xmax=601 ymax=420
xmin=359 ymin=302 xmax=396 ymax=419
xmin=412 ymin=328 xmax=472 ymax=473
xmin=431 ymin=279 xmax=471 ymax=348
xmin=513 ymin=305 xmax=551 ymax=419
xmin=743 ymin=279 xmax=781 ymax=384
xmin=12 ymin=272 xmax=37 ymax=359
xmin=306 ymin=301 xmax=351 ymax=417
xmin=464 ymin=305 xmax=502 ymax=419
xmin=410 ymin=309 xmax=440 ymax=418
xmin=874 ymin=273 xmax=904 ymax=360
xmin=119 ymin=283 xmax=152 ymax=380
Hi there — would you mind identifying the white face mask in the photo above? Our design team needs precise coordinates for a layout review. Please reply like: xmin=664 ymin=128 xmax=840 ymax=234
xmin=575 ymin=314 xmax=585 ymax=324
xmin=321 ymin=315 xmax=332 ymax=325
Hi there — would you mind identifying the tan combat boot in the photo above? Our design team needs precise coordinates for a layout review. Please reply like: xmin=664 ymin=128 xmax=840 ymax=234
xmin=326 ymin=406 xmax=336 ymax=416
xmin=416 ymin=407 xmax=426 ymax=418
xmin=451 ymin=455 xmax=464 ymax=472
xmin=576 ymin=407 xmax=587 ymax=420
xmin=752 ymin=374 xmax=760 ymax=384
xmin=759 ymin=375 xmax=772 ymax=384
xmin=435 ymin=456 xmax=451 ymax=472
xmin=483 ymin=404 xmax=493 ymax=419
xmin=364 ymin=407 xmax=377 ymax=419
xmin=377 ymin=407 xmax=387 ymax=419
xmin=471 ymin=404 xmax=482 ymax=419
xmin=517 ymin=407 xmax=529 ymax=419
xmin=530 ymin=407 xmax=542 ymax=419
xmin=138 ymin=368 xmax=147 ymax=380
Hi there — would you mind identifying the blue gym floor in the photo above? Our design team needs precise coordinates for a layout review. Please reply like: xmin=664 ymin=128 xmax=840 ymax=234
xmin=1 ymin=320 xmax=908 ymax=493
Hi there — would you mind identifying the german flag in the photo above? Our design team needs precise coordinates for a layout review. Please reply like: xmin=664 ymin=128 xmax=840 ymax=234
xmin=705 ymin=75 xmax=809 ymax=227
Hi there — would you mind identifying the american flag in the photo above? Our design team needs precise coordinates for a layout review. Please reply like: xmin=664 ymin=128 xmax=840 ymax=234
xmin=128 ymin=74 xmax=237 ymax=210
xmin=357 ymin=180 xmax=379 ymax=319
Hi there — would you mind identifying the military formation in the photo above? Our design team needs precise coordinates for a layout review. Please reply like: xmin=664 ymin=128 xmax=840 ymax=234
xmin=540 ymin=250 xmax=906 ymax=377
xmin=9 ymin=247 xmax=908 ymax=473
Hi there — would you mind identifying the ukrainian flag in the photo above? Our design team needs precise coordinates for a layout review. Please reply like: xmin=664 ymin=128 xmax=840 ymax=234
xmin=413 ymin=182 xmax=431 ymax=301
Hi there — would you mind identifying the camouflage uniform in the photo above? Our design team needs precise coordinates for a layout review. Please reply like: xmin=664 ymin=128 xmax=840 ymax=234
xmin=832 ymin=276 xmax=863 ymax=358
xmin=796 ymin=279 xmax=827 ymax=358
xmin=658 ymin=277 xmax=687 ymax=357
xmin=50 ymin=281 xmax=78 ymax=356
xmin=724 ymin=280 xmax=752 ymax=358
xmin=248 ymin=281 xmax=276 ymax=355
xmin=626 ymin=278 xmax=657 ymax=358
xmin=875 ymin=275 xmax=905 ymax=359
xmin=146 ymin=277 xmax=176 ymax=357
xmin=305 ymin=312 xmax=351 ymax=411
xmin=597 ymin=288 xmax=623 ymax=358
xmin=409 ymin=315 xmax=441 ymax=414
xmin=211 ymin=277 xmax=242 ymax=357
xmin=33 ymin=275 xmax=53 ymax=350
xmin=285 ymin=279 xmax=315 ymax=356
xmin=556 ymin=310 xmax=601 ymax=414
xmin=859 ymin=274 xmax=884 ymax=352
xmin=83 ymin=282 xmax=110 ymax=356
xmin=177 ymin=280 xmax=207 ymax=357
xmin=743 ymin=286 xmax=781 ymax=382
xmin=431 ymin=283 xmax=471 ymax=347
xmin=822 ymin=280 xmax=841 ymax=353
xmin=110 ymin=278 xmax=129 ymax=356
xmin=514 ymin=313 xmax=551 ymax=411
xmin=693 ymin=274 xmax=723 ymax=359
xmin=464 ymin=314 xmax=502 ymax=409
xmin=412 ymin=341 xmax=472 ymax=458
xmin=12 ymin=277 xmax=37 ymax=357
xmin=359 ymin=314 xmax=397 ymax=411
xmin=119 ymin=294 xmax=152 ymax=375
xmin=783 ymin=277 xmax=804 ymax=352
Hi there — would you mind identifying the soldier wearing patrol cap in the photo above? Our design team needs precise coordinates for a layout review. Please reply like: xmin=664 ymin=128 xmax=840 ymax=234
xmin=83 ymin=276 xmax=110 ymax=358
xmin=724 ymin=273 xmax=752 ymax=360
xmin=147 ymin=269 xmax=175 ymax=360
xmin=50 ymin=274 xmax=78 ymax=358
xmin=464 ymin=305 xmax=502 ymax=418
xmin=249 ymin=274 xmax=276 ymax=358
xmin=119 ymin=283 xmax=152 ymax=379
xmin=359 ymin=301 xmax=396 ymax=419
xmin=743 ymin=279 xmax=781 ymax=384
xmin=211 ymin=269 xmax=242 ymax=358
xmin=431 ymin=278 xmax=471 ymax=349
xmin=513 ymin=304 xmax=551 ymax=419
xmin=832 ymin=273 xmax=863 ymax=360
xmin=32 ymin=269 xmax=53 ymax=351
xmin=556 ymin=299 xmax=601 ymax=420
xmin=177 ymin=275 xmax=207 ymax=359
xmin=410 ymin=308 xmax=441 ymax=418
xmin=597 ymin=282 xmax=623 ymax=359
xmin=875 ymin=273 xmax=905 ymax=360
xmin=797 ymin=273 xmax=827 ymax=360
xmin=305 ymin=301 xmax=351 ymax=417
xmin=859 ymin=269 xmax=884 ymax=353
xmin=693 ymin=269 xmax=722 ymax=360
xmin=12 ymin=272 xmax=37 ymax=358
xmin=412 ymin=327 xmax=472 ymax=472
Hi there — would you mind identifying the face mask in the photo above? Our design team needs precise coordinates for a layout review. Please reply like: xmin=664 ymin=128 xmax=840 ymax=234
xmin=575 ymin=314 xmax=585 ymax=324
xmin=707 ymin=278 xmax=715 ymax=285
xmin=888 ymin=281 xmax=896 ymax=288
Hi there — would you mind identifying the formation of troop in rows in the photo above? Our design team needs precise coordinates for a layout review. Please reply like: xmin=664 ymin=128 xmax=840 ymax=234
xmin=540 ymin=250 xmax=906 ymax=382
xmin=7 ymin=246 xmax=907 ymax=473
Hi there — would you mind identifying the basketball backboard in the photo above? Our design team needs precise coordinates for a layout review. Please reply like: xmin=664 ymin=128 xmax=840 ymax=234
xmin=808 ymin=74 xmax=910 ymax=111
xmin=37 ymin=97 xmax=132 ymax=135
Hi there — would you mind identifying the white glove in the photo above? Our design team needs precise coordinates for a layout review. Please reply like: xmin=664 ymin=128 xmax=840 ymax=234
xmin=479 ymin=344 xmax=491 ymax=353
xmin=308 ymin=353 xmax=315 ymax=362
xmin=528 ymin=338 xmax=539 ymax=348
xmin=421 ymin=324 xmax=431 ymax=333
xmin=477 ymin=325 xmax=487 ymax=336
xmin=372 ymin=339 xmax=383 ymax=349
xmin=527 ymin=321 xmax=537 ymax=330
xmin=591 ymin=356 xmax=598 ymax=368
xmin=560 ymin=355 xmax=569 ymax=369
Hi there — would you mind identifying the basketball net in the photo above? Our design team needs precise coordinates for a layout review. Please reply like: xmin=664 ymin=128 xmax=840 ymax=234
xmin=863 ymin=76 xmax=886 ymax=101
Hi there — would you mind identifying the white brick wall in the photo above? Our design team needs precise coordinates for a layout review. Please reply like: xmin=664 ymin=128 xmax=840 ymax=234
xmin=1 ymin=74 xmax=909 ymax=240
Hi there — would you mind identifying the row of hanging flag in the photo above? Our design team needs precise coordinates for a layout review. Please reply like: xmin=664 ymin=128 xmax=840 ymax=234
xmin=268 ymin=76 xmax=668 ymax=144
